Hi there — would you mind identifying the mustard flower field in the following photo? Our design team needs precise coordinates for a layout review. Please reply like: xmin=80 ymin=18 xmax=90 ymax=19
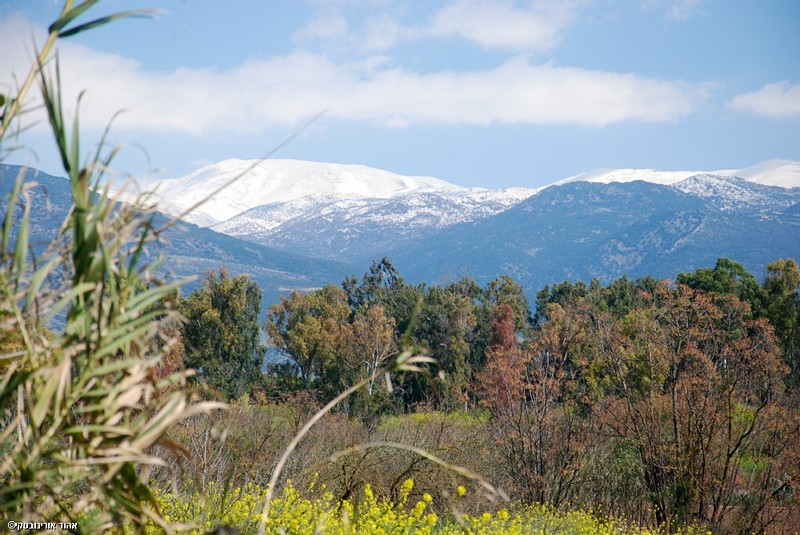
xmin=133 ymin=479 xmax=710 ymax=535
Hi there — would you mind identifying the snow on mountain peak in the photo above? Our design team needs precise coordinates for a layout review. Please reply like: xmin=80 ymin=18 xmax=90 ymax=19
xmin=143 ymin=157 xmax=799 ymax=228
xmin=671 ymin=173 xmax=800 ymax=213
xmin=732 ymin=159 xmax=800 ymax=188
xmin=555 ymin=168 xmax=701 ymax=186
xmin=150 ymin=159 xmax=468 ymax=225
xmin=554 ymin=160 xmax=800 ymax=190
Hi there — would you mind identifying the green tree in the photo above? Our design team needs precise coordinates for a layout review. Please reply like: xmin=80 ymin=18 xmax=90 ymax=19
xmin=595 ymin=275 xmax=660 ymax=317
xmin=534 ymin=280 xmax=588 ymax=325
xmin=678 ymin=258 xmax=761 ymax=315
xmin=181 ymin=269 xmax=265 ymax=399
xmin=343 ymin=257 xmax=402 ymax=310
xmin=536 ymin=276 xmax=660 ymax=323
xmin=483 ymin=275 xmax=532 ymax=330
xmin=413 ymin=282 xmax=478 ymax=408
xmin=343 ymin=257 xmax=423 ymax=337
xmin=761 ymin=258 xmax=800 ymax=382
xmin=266 ymin=284 xmax=353 ymax=394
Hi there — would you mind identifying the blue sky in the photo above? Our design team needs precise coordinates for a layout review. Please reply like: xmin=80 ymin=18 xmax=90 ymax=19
xmin=1 ymin=0 xmax=799 ymax=188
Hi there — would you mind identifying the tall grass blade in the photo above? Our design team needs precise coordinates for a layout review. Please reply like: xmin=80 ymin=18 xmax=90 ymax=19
xmin=59 ymin=11 xmax=157 ymax=38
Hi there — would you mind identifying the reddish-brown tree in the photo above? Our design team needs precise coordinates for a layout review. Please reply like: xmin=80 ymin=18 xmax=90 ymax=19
xmin=477 ymin=302 xmax=595 ymax=506
xmin=595 ymin=284 xmax=796 ymax=531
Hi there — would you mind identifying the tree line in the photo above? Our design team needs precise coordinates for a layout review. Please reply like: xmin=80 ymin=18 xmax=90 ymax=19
xmin=173 ymin=257 xmax=800 ymax=532
xmin=178 ymin=257 xmax=800 ymax=403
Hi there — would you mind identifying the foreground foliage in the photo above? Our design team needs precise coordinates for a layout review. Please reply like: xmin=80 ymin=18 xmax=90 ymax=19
xmin=1 ymin=1 xmax=222 ymax=530
xmin=259 ymin=261 xmax=800 ymax=533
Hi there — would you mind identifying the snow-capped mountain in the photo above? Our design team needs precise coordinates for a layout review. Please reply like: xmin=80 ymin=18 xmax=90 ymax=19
xmin=143 ymin=157 xmax=800 ymax=267
xmin=9 ymin=158 xmax=800 ymax=312
xmin=391 ymin=177 xmax=800 ymax=291
xmin=149 ymin=158 xmax=800 ymax=229
xmin=554 ymin=159 xmax=800 ymax=189
xmin=734 ymin=160 xmax=800 ymax=188
xmin=0 ymin=164 xmax=354 ymax=312
xmin=672 ymin=174 xmax=800 ymax=213
xmin=147 ymin=159 xmax=473 ymax=226
xmin=143 ymin=158 xmax=538 ymax=262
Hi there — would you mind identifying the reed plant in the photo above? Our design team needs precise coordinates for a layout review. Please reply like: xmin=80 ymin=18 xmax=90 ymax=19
xmin=1 ymin=2 xmax=223 ymax=531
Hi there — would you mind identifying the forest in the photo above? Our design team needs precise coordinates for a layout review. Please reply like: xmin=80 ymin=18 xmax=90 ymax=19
xmin=160 ymin=256 xmax=800 ymax=534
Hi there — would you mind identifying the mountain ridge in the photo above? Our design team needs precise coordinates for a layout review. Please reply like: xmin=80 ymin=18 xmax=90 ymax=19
xmin=139 ymin=158 xmax=800 ymax=266
xmin=388 ymin=179 xmax=800 ymax=290
xmin=213 ymin=187 xmax=535 ymax=262
xmin=554 ymin=159 xmax=800 ymax=188
xmin=6 ymin=159 xmax=799 ymax=311
xmin=145 ymin=158 xmax=481 ymax=226
xmin=142 ymin=158 xmax=800 ymax=229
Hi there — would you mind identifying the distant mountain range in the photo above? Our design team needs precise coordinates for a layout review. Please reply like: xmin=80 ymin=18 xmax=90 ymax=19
xmin=0 ymin=164 xmax=353 ymax=310
xmin=553 ymin=160 xmax=800 ymax=188
xmin=4 ymin=159 xmax=799 ymax=310
xmin=136 ymin=159 xmax=534 ymax=262
xmin=391 ymin=176 xmax=800 ymax=290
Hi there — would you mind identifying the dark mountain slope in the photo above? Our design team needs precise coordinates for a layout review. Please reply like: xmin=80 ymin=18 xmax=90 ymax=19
xmin=390 ymin=180 xmax=800 ymax=288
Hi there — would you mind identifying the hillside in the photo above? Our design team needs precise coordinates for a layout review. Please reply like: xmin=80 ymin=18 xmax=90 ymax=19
xmin=390 ymin=178 xmax=800 ymax=288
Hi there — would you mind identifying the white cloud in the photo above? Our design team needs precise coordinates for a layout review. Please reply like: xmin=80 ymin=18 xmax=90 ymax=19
xmin=427 ymin=0 xmax=578 ymax=51
xmin=296 ymin=0 xmax=580 ymax=55
xmin=361 ymin=15 xmax=404 ymax=51
xmin=728 ymin=81 xmax=800 ymax=119
xmin=294 ymin=13 xmax=350 ymax=42
xmin=0 ymin=14 xmax=43 ymax=92
xmin=294 ymin=8 xmax=407 ymax=54
xmin=346 ymin=58 xmax=708 ymax=127
xmin=640 ymin=0 xmax=704 ymax=22
xmin=1 ymin=16 xmax=709 ymax=136
xmin=665 ymin=0 xmax=703 ymax=21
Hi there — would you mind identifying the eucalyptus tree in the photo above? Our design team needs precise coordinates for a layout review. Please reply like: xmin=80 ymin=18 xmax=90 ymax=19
xmin=180 ymin=269 xmax=266 ymax=399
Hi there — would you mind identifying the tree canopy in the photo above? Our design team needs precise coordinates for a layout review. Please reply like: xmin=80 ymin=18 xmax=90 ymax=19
xmin=181 ymin=269 xmax=265 ymax=399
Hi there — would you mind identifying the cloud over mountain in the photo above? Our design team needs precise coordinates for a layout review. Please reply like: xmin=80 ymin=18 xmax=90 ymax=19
xmin=1 ymin=14 xmax=710 ymax=137
xmin=729 ymin=81 xmax=800 ymax=119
